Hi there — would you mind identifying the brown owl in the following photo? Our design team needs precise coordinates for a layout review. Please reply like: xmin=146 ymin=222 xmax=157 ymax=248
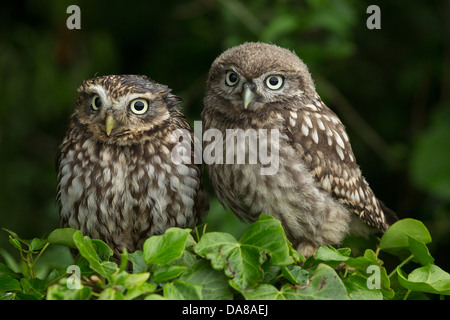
xmin=202 ymin=42 xmax=397 ymax=257
xmin=57 ymin=74 xmax=209 ymax=255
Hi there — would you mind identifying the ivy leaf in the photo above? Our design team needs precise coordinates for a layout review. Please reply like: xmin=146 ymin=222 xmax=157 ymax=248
xmin=397 ymin=265 xmax=450 ymax=296
xmin=72 ymin=231 xmax=116 ymax=281
xmin=407 ymin=236 xmax=434 ymax=266
xmin=163 ymin=279 xmax=203 ymax=300
xmin=314 ymin=246 xmax=351 ymax=268
xmin=344 ymin=276 xmax=383 ymax=300
xmin=281 ymin=265 xmax=310 ymax=286
xmin=379 ymin=219 xmax=431 ymax=255
xmin=194 ymin=214 xmax=293 ymax=290
xmin=0 ymin=275 xmax=21 ymax=292
xmin=346 ymin=249 xmax=394 ymax=299
xmin=46 ymin=280 xmax=92 ymax=300
xmin=281 ymin=264 xmax=349 ymax=300
xmin=143 ymin=228 xmax=191 ymax=265
xmin=47 ymin=228 xmax=77 ymax=248
xmin=180 ymin=259 xmax=233 ymax=300
xmin=243 ymin=264 xmax=349 ymax=300
xmin=153 ymin=265 xmax=186 ymax=283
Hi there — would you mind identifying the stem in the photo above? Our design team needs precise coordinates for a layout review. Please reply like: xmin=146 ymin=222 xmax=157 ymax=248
xmin=31 ymin=243 xmax=50 ymax=269
xmin=375 ymin=247 xmax=381 ymax=258
xmin=388 ymin=254 xmax=414 ymax=279
xmin=403 ymin=289 xmax=411 ymax=300
xmin=27 ymin=252 xmax=35 ymax=278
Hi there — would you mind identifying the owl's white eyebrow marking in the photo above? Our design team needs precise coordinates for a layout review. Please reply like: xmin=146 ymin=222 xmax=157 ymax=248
xmin=88 ymin=85 xmax=110 ymax=105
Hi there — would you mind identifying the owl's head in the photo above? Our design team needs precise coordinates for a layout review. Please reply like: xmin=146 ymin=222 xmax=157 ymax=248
xmin=205 ymin=42 xmax=317 ymax=113
xmin=73 ymin=75 xmax=181 ymax=143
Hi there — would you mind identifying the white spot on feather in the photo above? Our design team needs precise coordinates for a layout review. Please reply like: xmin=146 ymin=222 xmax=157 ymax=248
xmin=311 ymin=129 xmax=319 ymax=144
xmin=289 ymin=117 xmax=296 ymax=127
xmin=301 ymin=124 xmax=309 ymax=136
xmin=333 ymin=130 xmax=345 ymax=149
xmin=317 ymin=119 xmax=325 ymax=131
xmin=303 ymin=115 xmax=313 ymax=128
xmin=336 ymin=145 xmax=345 ymax=161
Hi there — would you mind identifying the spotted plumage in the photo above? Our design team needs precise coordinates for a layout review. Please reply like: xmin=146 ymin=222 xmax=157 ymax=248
xmin=57 ymin=75 xmax=209 ymax=255
xmin=202 ymin=42 xmax=397 ymax=256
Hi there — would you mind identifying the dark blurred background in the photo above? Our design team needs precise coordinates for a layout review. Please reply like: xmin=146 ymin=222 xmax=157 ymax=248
xmin=0 ymin=1 xmax=449 ymax=271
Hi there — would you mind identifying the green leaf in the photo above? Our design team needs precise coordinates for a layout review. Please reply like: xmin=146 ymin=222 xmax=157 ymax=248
xmin=344 ymin=276 xmax=383 ymax=300
xmin=281 ymin=265 xmax=310 ymax=286
xmin=122 ymin=272 xmax=150 ymax=288
xmin=153 ymin=265 xmax=186 ymax=283
xmin=194 ymin=214 xmax=293 ymax=290
xmin=47 ymin=228 xmax=77 ymax=248
xmin=345 ymin=250 xmax=394 ymax=299
xmin=98 ymin=287 xmax=125 ymax=300
xmin=408 ymin=236 xmax=434 ymax=266
xmin=91 ymin=239 xmax=113 ymax=261
xmin=143 ymin=228 xmax=191 ymax=265
xmin=2 ymin=228 xmax=20 ymax=239
xmin=315 ymin=246 xmax=350 ymax=263
xmin=20 ymin=278 xmax=46 ymax=300
xmin=0 ymin=275 xmax=21 ymax=292
xmin=144 ymin=294 xmax=166 ymax=300
xmin=180 ymin=259 xmax=233 ymax=300
xmin=379 ymin=219 xmax=432 ymax=255
xmin=29 ymin=238 xmax=48 ymax=251
xmin=8 ymin=236 xmax=21 ymax=250
xmin=241 ymin=284 xmax=283 ymax=300
xmin=239 ymin=214 xmax=293 ymax=266
xmin=281 ymin=264 xmax=349 ymax=300
xmin=243 ymin=264 xmax=349 ymax=300
xmin=397 ymin=265 xmax=450 ymax=296
xmin=72 ymin=231 xmax=117 ymax=281
xmin=118 ymin=272 xmax=155 ymax=300
xmin=0 ymin=262 xmax=21 ymax=279
xmin=128 ymin=250 xmax=146 ymax=273
xmin=163 ymin=279 xmax=203 ymax=300
xmin=46 ymin=282 xmax=92 ymax=300
xmin=124 ymin=282 xmax=156 ymax=300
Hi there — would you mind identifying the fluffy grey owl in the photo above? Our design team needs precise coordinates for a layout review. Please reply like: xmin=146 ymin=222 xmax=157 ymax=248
xmin=57 ymin=75 xmax=209 ymax=255
xmin=201 ymin=42 xmax=397 ymax=257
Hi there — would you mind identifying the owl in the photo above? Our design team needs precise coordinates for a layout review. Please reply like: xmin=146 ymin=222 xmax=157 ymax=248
xmin=57 ymin=74 xmax=209 ymax=255
xmin=202 ymin=42 xmax=397 ymax=257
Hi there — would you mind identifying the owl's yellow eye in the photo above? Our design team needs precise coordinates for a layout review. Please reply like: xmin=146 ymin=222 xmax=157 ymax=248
xmin=91 ymin=95 xmax=102 ymax=111
xmin=265 ymin=75 xmax=284 ymax=90
xmin=225 ymin=71 xmax=239 ymax=86
xmin=130 ymin=99 xmax=148 ymax=115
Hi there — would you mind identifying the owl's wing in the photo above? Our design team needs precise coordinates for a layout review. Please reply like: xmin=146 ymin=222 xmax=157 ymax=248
xmin=284 ymin=101 xmax=391 ymax=231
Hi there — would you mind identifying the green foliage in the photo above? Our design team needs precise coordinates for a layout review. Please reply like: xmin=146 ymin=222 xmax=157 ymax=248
xmin=1 ymin=216 xmax=449 ymax=300
xmin=1 ymin=0 xmax=449 ymax=284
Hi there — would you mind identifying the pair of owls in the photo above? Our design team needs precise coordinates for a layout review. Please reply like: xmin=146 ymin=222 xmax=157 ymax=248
xmin=57 ymin=42 xmax=397 ymax=257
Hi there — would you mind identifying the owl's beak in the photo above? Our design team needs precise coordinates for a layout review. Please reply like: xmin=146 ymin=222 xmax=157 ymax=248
xmin=105 ymin=113 xmax=116 ymax=136
xmin=242 ymin=83 xmax=256 ymax=109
